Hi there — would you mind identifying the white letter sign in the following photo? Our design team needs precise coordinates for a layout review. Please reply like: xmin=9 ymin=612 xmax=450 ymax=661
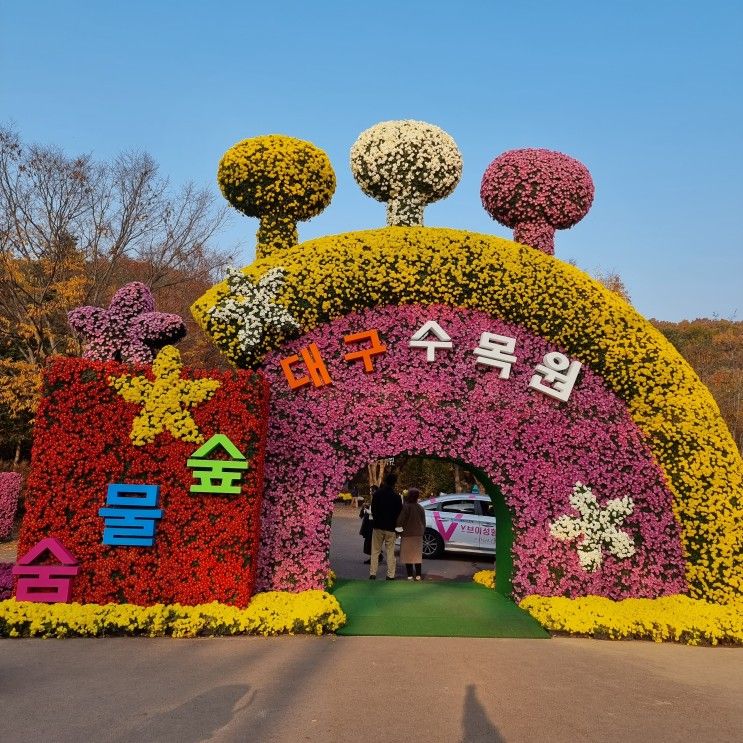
xmin=473 ymin=333 xmax=517 ymax=379
xmin=528 ymin=352 xmax=582 ymax=402
xmin=409 ymin=320 xmax=453 ymax=362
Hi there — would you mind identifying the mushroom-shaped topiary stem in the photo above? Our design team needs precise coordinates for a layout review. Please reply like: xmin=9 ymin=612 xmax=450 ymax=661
xmin=256 ymin=214 xmax=298 ymax=256
xmin=387 ymin=193 xmax=425 ymax=227
xmin=351 ymin=120 xmax=462 ymax=227
xmin=480 ymin=148 xmax=594 ymax=255
xmin=217 ymin=135 xmax=335 ymax=259
xmin=513 ymin=222 xmax=556 ymax=254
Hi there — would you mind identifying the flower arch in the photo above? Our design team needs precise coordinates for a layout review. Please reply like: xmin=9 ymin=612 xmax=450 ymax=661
xmin=255 ymin=305 xmax=687 ymax=598
xmin=193 ymin=227 xmax=743 ymax=603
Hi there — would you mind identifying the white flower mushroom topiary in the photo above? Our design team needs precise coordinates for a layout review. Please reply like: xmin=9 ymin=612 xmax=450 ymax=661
xmin=350 ymin=120 xmax=463 ymax=226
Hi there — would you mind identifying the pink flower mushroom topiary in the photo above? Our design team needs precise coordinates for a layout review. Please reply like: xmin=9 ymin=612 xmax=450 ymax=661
xmin=480 ymin=148 xmax=594 ymax=255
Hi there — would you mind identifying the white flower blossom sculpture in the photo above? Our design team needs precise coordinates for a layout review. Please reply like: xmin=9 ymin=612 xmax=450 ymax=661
xmin=350 ymin=119 xmax=462 ymax=226
xmin=549 ymin=482 xmax=636 ymax=572
xmin=207 ymin=267 xmax=300 ymax=365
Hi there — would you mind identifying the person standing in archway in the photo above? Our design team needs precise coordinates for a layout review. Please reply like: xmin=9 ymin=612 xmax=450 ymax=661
xmin=397 ymin=487 xmax=426 ymax=580
xmin=369 ymin=472 xmax=402 ymax=580
xmin=359 ymin=486 xmax=384 ymax=565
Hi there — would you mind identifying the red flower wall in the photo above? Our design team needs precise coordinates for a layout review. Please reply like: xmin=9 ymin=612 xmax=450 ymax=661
xmin=18 ymin=357 xmax=269 ymax=607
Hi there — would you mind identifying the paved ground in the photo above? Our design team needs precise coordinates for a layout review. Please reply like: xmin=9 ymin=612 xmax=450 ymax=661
xmin=330 ymin=502 xmax=493 ymax=580
xmin=1 ymin=636 xmax=741 ymax=742
xmin=2 ymin=506 xmax=741 ymax=741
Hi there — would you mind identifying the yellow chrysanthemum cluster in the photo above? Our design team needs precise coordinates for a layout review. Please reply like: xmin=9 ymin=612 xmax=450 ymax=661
xmin=218 ymin=135 xmax=335 ymax=258
xmin=473 ymin=570 xmax=496 ymax=589
xmin=519 ymin=595 xmax=743 ymax=645
xmin=192 ymin=226 xmax=742 ymax=604
xmin=108 ymin=346 xmax=221 ymax=446
xmin=0 ymin=590 xmax=346 ymax=639
xmin=472 ymin=572 xmax=742 ymax=644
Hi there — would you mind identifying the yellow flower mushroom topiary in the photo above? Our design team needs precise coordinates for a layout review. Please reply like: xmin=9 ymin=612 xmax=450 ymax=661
xmin=218 ymin=134 xmax=336 ymax=258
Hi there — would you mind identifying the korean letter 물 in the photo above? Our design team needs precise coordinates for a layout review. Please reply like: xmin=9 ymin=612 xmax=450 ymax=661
xmin=99 ymin=483 xmax=163 ymax=547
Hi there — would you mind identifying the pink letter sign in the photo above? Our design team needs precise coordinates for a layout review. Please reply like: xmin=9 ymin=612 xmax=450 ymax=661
xmin=12 ymin=537 xmax=80 ymax=603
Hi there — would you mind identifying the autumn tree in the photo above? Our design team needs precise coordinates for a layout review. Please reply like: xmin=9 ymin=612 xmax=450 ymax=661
xmin=352 ymin=457 xmax=483 ymax=502
xmin=0 ymin=126 xmax=231 ymax=458
xmin=0 ymin=359 xmax=38 ymax=463
xmin=594 ymin=270 xmax=632 ymax=303
xmin=592 ymin=269 xmax=740 ymax=452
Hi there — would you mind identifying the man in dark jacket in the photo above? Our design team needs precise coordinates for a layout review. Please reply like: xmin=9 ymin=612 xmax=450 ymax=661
xmin=369 ymin=472 xmax=402 ymax=580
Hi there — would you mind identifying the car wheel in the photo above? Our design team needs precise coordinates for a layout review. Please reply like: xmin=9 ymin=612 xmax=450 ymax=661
xmin=422 ymin=528 xmax=445 ymax=558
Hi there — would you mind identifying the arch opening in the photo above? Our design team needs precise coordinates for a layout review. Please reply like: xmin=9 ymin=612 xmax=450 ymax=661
xmin=328 ymin=455 xmax=515 ymax=592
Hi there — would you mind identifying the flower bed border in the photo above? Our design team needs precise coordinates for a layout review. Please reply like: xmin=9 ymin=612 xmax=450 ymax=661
xmin=519 ymin=594 xmax=743 ymax=646
xmin=0 ymin=590 xmax=345 ymax=638
xmin=474 ymin=572 xmax=741 ymax=645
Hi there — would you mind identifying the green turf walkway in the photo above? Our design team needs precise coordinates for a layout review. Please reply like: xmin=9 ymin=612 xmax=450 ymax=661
xmin=331 ymin=579 xmax=550 ymax=638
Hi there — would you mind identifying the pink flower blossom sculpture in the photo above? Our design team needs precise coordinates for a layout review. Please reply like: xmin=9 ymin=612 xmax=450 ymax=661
xmin=68 ymin=282 xmax=186 ymax=364
xmin=480 ymin=148 xmax=594 ymax=254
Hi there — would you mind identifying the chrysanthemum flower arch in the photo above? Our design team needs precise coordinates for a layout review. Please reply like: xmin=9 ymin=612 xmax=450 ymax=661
xmin=193 ymin=226 xmax=742 ymax=604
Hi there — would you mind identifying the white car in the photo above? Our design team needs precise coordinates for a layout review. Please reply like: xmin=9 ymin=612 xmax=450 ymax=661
xmin=419 ymin=493 xmax=495 ymax=558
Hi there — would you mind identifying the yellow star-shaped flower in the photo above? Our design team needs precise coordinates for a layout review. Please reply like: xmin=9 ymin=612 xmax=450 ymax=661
xmin=108 ymin=346 xmax=221 ymax=446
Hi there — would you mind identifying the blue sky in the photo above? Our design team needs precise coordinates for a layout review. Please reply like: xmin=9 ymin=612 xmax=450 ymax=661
xmin=2 ymin=0 xmax=741 ymax=320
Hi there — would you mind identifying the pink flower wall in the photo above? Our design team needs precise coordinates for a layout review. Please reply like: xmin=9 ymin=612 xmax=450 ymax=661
xmin=0 ymin=472 xmax=21 ymax=540
xmin=257 ymin=305 xmax=687 ymax=600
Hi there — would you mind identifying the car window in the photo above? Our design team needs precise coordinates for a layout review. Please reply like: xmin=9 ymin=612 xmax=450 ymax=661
xmin=480 ymin=500 xmax=495 ymax=517
xmin=440 ymin=500 xmax=477 ymax=514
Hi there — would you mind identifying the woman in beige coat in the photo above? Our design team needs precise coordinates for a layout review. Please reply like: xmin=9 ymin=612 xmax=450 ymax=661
xmin=397 ymin=488 xmax=427 ymax=580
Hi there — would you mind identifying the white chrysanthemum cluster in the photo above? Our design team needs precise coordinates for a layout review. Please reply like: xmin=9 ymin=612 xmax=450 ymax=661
xmin=207 ymin=267 xmax=299 ymax=365
xmin=350 ymin=119 xmax=463 ymax=226
xmin=550 ymin=482 xmax=635 ymax=572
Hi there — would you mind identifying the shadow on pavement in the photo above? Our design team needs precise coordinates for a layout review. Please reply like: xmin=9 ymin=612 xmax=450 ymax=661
xmin=113 ymin=683 xmax=254 ymax=743
xmin=461 ymin=684 xmax=505 ymax=743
